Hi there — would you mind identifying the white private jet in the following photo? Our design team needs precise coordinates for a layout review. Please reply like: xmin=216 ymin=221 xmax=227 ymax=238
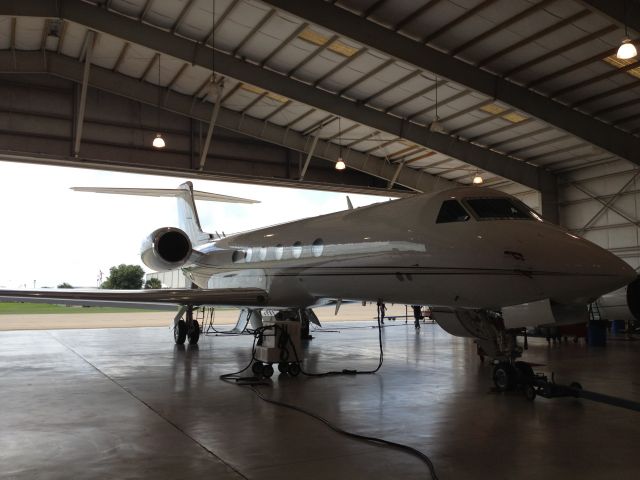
xmin=1 ymin=182 xmax=636 ymax=379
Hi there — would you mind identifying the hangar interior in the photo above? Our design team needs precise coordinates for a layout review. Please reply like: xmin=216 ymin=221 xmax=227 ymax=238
xmin=1 ymin=0 xmax=640 ymax=479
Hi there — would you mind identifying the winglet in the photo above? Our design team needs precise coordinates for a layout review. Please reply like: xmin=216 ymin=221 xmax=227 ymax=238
xmin=346 ymin=196 xmax=354 ymax=210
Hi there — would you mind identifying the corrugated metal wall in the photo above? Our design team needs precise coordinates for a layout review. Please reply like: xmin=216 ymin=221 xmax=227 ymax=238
xmin=146 ymin=270 xmax=189 ymax=288
xmin=559 ymin=160 xmax=640 ymax=270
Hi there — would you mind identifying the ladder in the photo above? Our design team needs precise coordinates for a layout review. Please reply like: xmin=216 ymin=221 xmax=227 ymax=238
xmin=588 ymin=302 xmax=602 ymax=321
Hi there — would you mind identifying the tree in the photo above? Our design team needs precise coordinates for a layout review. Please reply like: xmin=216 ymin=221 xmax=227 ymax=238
xmin=144 ymin=277 xmax=162 ymax=289
xmin=101 ymin=264 xmax=145 ymax=289
xmin=57 ymin=282 xmax=73 ymax=289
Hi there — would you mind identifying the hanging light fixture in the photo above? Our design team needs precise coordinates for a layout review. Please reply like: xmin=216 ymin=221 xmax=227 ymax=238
xmin=472 ymin=172 xmax=483 ymax=185
xmin=617 ymin=1 xmax=638 ymax=60
xmin=152 ymin=133 xmax=165 ymax=148
xmin=335 ymin=117 xmax=346 ymax=170
xmin=617 ymin=38 xmax=637 ymax=60
xmin=152 ymin=54 xmax=166 ymax=148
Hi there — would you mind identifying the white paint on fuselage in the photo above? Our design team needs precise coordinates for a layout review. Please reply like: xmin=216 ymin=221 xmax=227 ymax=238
xmin=180 ymin=187 xmax=636 ymax=310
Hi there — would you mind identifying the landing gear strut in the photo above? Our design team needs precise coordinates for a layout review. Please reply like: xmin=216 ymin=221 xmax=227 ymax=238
xmin=174 ymin=305 xmax=200 ymax=345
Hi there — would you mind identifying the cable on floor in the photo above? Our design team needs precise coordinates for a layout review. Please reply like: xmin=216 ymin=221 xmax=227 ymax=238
xmin=219 ymin=312 xmax=439 ymax=479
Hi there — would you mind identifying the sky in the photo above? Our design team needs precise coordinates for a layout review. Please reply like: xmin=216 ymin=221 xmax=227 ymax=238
xmin=0 ymin=161 xmax=388 ymax=288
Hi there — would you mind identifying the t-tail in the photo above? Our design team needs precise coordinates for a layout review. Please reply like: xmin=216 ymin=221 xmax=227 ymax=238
xmin=72 ymin=181 xmax=258 ymax=247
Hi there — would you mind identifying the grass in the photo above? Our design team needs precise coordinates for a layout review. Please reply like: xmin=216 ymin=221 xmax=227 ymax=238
xmin=0 ymin=302 xmax=154 ymax=315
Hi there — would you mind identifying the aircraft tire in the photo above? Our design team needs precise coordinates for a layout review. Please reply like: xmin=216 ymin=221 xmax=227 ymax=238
xmin=263 ymin=364 xmax=274 ymax=378
xmin=278 ymin=362 xmax=289 ymax=374
xmin=515 ymin=361 xmax=534 ymax=379
xmin=288 ymin=363 xmax=300 ymax=377
xmin=188 ymin=320 xmax=200 ymax=345
xmin=174 ymin=320 xmax=187 ymax=345
xmin=493 ymin=363 xmax=514 ymax=391
xmin=252 ymin=362 xmax=264 ymax=376
xmin=524 ymin=384 xmax=537 ymax=402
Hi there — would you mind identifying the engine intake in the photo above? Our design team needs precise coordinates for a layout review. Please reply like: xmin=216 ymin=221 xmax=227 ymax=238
xmin=627 ymin=276 xmax=640 ymax=320
xmin=141 ymin=227 xmax=193 ymax=271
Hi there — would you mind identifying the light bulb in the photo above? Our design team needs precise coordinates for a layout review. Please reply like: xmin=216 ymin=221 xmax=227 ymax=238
xmin=335 ymin=158 xmax=346 ymax=170
xmin=617 ymin=39 xmax=637 ymax=60
xmin=152 ymin=133 xmax=165 ymax=148
xmin=473 ymin=174 xmax=483 ymax=185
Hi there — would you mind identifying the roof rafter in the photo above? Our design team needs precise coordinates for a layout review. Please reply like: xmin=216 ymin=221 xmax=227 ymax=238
xmin=577 ymin=0 xmax=640 ymax=33
xmin=258 ymin=0 xmax=640 ymax=171
xmin=0 ymin=50 xmax=449 ymax=194
xmin=0 ymin=0 xmax=553 ymax=191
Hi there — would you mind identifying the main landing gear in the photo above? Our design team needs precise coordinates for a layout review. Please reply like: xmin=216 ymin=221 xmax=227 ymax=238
xmin=174 ymin=305 xmax=200 ymax=345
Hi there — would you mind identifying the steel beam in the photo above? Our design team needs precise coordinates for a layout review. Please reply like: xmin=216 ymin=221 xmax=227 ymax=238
xmin=0 ymin=0 xmax=554 ymax=191
xmin=0 ymin=50 xmax=447 ymax=194
xmin=573 ymin=177 xmax=640 ymax=234
xmin=258 ymin=0 xmax=640 ymax=168
xmin=212 ymin=50 xmax=551 ymax=191
xmin=73 ymin=30 xmax=94 ymax=157
xmin=578 ymin=1 xmax=640 ymax=33
xmin=198 ymin=80 xmax=223 ymax=171
xmin=300 ymin=129 xmax=321 ymax=181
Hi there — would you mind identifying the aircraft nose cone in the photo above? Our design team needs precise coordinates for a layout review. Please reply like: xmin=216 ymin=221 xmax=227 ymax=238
xmin=588 ymin=240 xmax=636 ymax=291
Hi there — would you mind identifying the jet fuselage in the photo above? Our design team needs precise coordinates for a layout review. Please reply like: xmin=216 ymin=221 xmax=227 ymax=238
xmin=178 ymin=187 xmax=635 ymax=310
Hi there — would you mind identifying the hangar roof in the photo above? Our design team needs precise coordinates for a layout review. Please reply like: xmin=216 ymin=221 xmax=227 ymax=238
xmin=0 ymin=0 xmax=638 ymax=200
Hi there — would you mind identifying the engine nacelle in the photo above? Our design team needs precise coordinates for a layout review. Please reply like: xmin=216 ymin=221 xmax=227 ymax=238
xmin=140 ymin=227 xmax=193 ymax=272
xmin=599 ymin=276 xmax=640 ymax=322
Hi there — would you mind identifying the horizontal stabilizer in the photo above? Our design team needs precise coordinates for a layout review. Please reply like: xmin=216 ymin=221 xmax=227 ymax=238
xmin=71 ymin=187 xmax=259 ymax=204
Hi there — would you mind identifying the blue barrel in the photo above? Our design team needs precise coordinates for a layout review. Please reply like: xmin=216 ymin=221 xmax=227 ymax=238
xmin=588 ymin=320 xmax=607 ymax=347
xmin=611 ymin=319 xmax=626 ymax=335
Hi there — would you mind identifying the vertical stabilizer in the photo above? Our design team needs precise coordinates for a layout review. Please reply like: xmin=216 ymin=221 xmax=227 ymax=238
xmin=71 ymin=183 xmax=258 ymax=247
xmin=177 ymin=182 xmax=211 ymax=246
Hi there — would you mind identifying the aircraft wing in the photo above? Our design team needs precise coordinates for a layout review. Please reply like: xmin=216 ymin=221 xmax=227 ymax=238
xmin=0 ymin=288 xmax=268 ymax=308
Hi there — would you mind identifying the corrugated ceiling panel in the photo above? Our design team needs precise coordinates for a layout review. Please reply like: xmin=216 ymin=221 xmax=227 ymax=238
xmin=267 ymin=103 xmax=312 ymax=126
xmin=173 ymin=64 xmax=211 ymax=97
xmin=108 ymin=0 xmax=146 ymax=18
xmin=289 ymin=108 xmax=333 ymax=131
xmin=174 ymin=0 xmax=215 ymax=42
xmin=59 ymin=22 xmax=87 ymax=59
xmin=117 ymin=42 xmax=158 ymax=79
xmin=317 ymin=50 xmax=388 ymax=93
xmin=144 ymin=0 xmax=191 ymax=30
xmin=367 ymin=74 xmax=434 ymax=111
xmin=344 ymin=63 xmax=415 ymax=102
xmin=91 ymin=34 xmax=126 ymax=71
xmin=0 ymin=17 xmax=11 ymax=50
xmin=14 ymin=17 xmax=45 ymax=50
xmin=238 ymin=14 xmax=301 ymax=64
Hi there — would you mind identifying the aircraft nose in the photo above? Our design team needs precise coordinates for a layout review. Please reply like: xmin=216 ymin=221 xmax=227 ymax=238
xmin=583 ymin=236 xmax=636 ymax=291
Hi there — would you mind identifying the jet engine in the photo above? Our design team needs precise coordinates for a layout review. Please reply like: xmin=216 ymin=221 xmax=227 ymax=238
xmin=598 ymin=276 xmax=640 ymax=322
xmin=140 ymin=227 xmax=193 ymax=271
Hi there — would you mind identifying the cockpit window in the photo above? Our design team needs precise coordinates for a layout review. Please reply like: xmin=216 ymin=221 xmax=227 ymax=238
xmin=436 ymin=200 xmax=471 ymax=223
xmin=465 ymin=198 xmax=531 ymax=220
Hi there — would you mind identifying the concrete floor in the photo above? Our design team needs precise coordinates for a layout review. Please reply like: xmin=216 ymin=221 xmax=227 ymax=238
xmin=1 ymin=320 xmax=639 ymax=480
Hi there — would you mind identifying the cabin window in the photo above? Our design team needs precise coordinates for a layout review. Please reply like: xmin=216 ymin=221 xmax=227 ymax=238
xmin=292 ymin=241 xmax=303 ymax=259
xmin=312 ymin=238 xmax=324 ymax=257
xmin=465 ymin=198 xmax=531 ymax=220
xmin=436 ymin=200 xmax=470 ymax=223
xmin=275 ymin=244 xmax=284 ymax=260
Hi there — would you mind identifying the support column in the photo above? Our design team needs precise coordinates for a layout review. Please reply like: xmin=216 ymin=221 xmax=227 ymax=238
xmin=540 ymin=177 xmax=559 ymax=224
